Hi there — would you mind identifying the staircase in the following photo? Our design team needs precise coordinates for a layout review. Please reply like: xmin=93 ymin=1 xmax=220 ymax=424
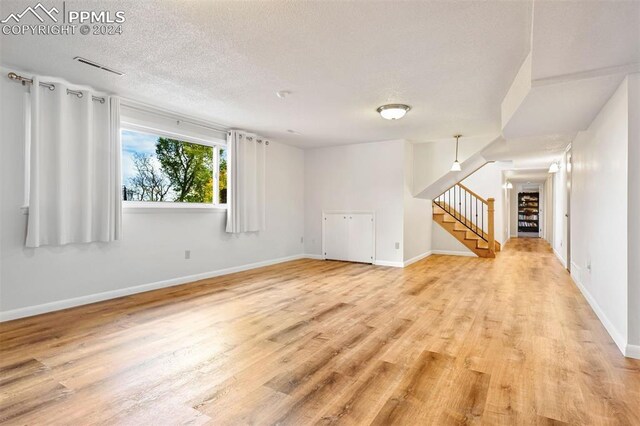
xmin=432 ymin=182 xmax=501 ymax=258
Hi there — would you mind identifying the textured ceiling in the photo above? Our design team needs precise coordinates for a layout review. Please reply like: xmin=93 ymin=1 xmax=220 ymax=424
xmin=531 ymin=0 xmax=640 ymax=81
xmin=484 ymin=133 xmax=571 ymax=171
xmin=0 ymin=0 xmax=532 ymax=147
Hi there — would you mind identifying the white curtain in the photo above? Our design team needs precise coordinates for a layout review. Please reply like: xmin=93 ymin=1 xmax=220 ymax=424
xmin=226 ymin=130 xmax=266 ymax=233
xmin=25 ymin=76 xmax=122 ymax=247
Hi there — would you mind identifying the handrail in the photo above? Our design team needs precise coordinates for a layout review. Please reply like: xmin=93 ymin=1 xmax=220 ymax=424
xmin=457 ymin=182 xmax=488 ymax=204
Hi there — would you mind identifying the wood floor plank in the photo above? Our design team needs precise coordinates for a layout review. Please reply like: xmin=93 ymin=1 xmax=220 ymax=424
xmin=1 ymin=238 xmax=639 ymax=425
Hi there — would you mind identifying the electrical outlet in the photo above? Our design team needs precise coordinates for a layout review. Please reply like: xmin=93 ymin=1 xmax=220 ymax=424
xmin=185 ymin=250 xmax=191 ymax=260
xmin=395 ymin=242 xmax=400 ymax=249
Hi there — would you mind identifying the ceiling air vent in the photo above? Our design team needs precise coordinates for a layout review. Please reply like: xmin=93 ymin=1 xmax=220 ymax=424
xmin=73 ymin=56 xmax=124 ymax=76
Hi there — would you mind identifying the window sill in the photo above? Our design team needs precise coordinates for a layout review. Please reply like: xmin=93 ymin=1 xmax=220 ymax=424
xmin=20 ymin=203 xmax=227 ymax=215
xmin=123 ymin=201 xmax=227 ymax=213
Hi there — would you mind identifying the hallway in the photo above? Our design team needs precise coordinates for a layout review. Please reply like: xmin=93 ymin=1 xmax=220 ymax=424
xmin=1 ymin=239 xmax=639 ymax=424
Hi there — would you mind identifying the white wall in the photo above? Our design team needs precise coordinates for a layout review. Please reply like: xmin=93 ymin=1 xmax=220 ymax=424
xmin=0 ymin=76 xmax=305 ymax=316
xmin=502 ymin=174 xmax=510 ymax=242
xmin=403 ymin=142 xmax=431 ymax=262
xmin=461 ymin=163 xmax=506 ymax=244
xmin=304 ymin=140 xmax=405 ymax=264
xmin=628 ymin=73 xmax=640 ymax=349
xmin=431 ymin=224 xmax=472 ymax=254
xmin=508 ymin=187 xmax=518 ymax=237
xmin=544 ymin=175 xmax=554 ymax=244
xmin=412 ymin=135 xmax=495 ymax=194
xmin=569 ymin=77 xmax=628 ymax=352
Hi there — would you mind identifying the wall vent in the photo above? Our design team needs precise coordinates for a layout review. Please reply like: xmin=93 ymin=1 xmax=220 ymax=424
xmin=73 ymin=56 xmax=124 ymax=76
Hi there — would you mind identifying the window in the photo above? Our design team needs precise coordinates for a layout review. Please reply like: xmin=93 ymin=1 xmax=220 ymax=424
xmin=121 ymin=128 xmax=227 ymax=206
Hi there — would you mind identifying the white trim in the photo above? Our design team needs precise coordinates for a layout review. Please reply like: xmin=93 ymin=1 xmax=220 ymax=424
xmin=321 ymin=210 xmax=377 ymax=214
xmin=303 ymin=253 xmax=323 ymax=260
xmin=431 ymin=249 xmax=476 ymax=257
xmin=121 ymin=122 xmax=226 ymax=148
xmin=306 ymin=253 xmax=415 ymax=268
xmin=625 ymin=344 xmax=640 ymax=359
xmin=0 ymin=254 xmax=308 ymax=322
xmin=120 ymin=97 xmax=228 ymax=136
xmin=569 ymin=268 xmax=627 ymax=357
xmin=403 ymin=251 xmax=432 ymax=267
xmin=553 ymin=247 xmax=567 ymax=268
xmin=23 ymin=201 xmax=228 ymax=213
xmin=374 ymin=259 xmax=404 ymax=268
xmin=123 ymin=201 xmax=227 ymax=212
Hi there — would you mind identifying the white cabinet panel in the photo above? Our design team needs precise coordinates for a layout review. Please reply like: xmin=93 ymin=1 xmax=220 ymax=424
xmin=323 ymin=213 xmax=349 ymax=261
xmin=323 ymin=212 xmax=374 ymax=264
xmin=347 ymin=214 xmax=374 ymax=263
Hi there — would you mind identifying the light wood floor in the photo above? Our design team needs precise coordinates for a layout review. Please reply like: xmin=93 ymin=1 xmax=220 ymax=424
xmin=1 ymin=239 xmax=639 ymax=425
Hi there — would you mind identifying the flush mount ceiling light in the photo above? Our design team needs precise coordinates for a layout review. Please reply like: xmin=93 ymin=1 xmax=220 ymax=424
xmin=276 ymin=90 xmax=291 ymax=99
xmin=450 ymin=134 xmax=462 ymax=171
xmin=376 ymin=104 xmax=411 ymax=120
xmin=506 ymin=182 xmax=514 ymax=189
xmin=548 ymin=162 xmax=559 ymax=173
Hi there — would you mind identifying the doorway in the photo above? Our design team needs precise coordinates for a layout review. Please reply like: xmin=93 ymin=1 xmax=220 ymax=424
xmin=515 ymin=182 xmax=544 ymax=238
xmin=518 ymin=191 xmax=540 ymax=237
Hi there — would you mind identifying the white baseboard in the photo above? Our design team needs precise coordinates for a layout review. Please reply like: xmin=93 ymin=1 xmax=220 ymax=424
xmin=553 ymin=248 xmax=567 ymax=268
xmin=303 ymin=253 xmax=403 ymax=268
xmin=403 ymin=251 xmax=432 ymax=267
xmin=305 ymin=252 xmax=429 ymax=268
xmin=431 ymin=249 xmax=475 ymax=257
xmin=0 ymin=253 xmax=312 ymax=322
xmin=374 ymin=259 xmax=404 ymax=268
xmin=626 ymin=344 xmax=640 ymax=359
xmin=569 ymin=268 xmax=628 ymax=357
xmin=303 ymin=253 xmax=323 ymax=260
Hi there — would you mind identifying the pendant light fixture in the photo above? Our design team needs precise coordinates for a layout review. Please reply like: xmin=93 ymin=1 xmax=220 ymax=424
xmin=450 ymin=134 xmax=462 ymax=171
xmin=376 ymin=104 xmax=411 ymax=120
xmin=548 ymin=162 xmax=559 ymax=173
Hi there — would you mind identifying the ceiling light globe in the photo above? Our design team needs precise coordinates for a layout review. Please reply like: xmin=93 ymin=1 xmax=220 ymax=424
xmin=377 ymin=104 xmax=411 ymax=120
xmin=450 ymin=161 xmax=462 ymax=172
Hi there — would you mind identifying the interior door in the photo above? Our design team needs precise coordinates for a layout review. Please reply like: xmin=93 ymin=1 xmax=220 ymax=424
xmin=323 ymin=213 xmax=349 ymax=261
xmin=347 ymin=213 xmax=374 ymax=263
